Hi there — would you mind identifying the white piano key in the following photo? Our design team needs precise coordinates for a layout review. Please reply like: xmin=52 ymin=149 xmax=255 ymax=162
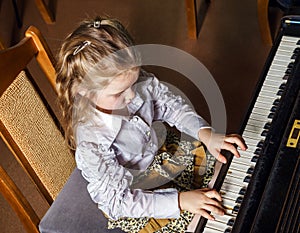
xmin=270 ymin=50 xmax=292 ymax=59
xmin=269 ymin=64 xmax=287 ymax=73
xmin=228 ymin=162 xmax=252 ymax=172
xmin=253 ymin=100 xmax=274 ymax=109
xmin=206 ymin=219 xmax=229 ymax=232
xmin=231 ymin=156 xmax=256 ymax=166
xmin=271 ymin=59 xmax=291 ymax=67
xmin=202 ymin=227 xmax=224 ymax=233
xmin=252 ymin=106 xmax=272 ymax=116
xmin=224 ymin=175 xmax=249 ymax=187
xmin=235 ymin=149 xmax=258 ymax=157
xmin=263 ymin=79 xmax=285 ymax=88
xmin=241 ymin=137 xmax=262 ymax=147
xmin=281 ymin=35 xmax=300 ymax=43
xmin=275 ymin=44 xmax=295 ymax=54
xmin=221 ymin=189 xmax=243 ymax=203
xmin=213 ymin=214 xmax=235 ymax=224
xmin=220 ymin=191 xmax=238 ymax=201
xmin=246 ymin=118 xmax=268 ymax=128
xmin=221 ymin=181 xmax=247 ymax=193
xmin=247 ymin=113 xmax=268 ymax=122
xmin=255 ymin=95 xmax=276 ymax=104
xmin=227 ymin=168 xmax=250 ymax=178
xmin=242 ymin=130 xmax=265 ymax=140
xmin=260 ymin=84 xmax=282 ymax=93
xmin=222 ymin=197 xmax=240 ymax=210
xmin=249 ymin=115 xmax=270 ymax=123
xmin=235 ymin=149 xmax=256 ymax=158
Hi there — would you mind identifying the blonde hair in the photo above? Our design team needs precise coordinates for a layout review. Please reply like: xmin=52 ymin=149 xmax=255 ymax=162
xmin=56 ymin=16 xmax=141 ymax=149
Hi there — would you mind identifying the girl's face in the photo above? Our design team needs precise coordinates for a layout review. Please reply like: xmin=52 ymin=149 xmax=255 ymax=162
xmin=92 ymin=71 xmax=139 ymax=111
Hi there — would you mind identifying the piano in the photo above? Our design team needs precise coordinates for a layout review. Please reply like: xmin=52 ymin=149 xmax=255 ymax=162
xmin=194 ymin=16 xmax=300 ymax=233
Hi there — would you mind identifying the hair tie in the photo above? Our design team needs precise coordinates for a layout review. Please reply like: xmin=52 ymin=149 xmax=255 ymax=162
xmin=93 ymin=20 xmax=101 ymax=28
xmin=93 ymin=19 xmax=110 ymax=29
xmin=73 ymin=41 xmax=91 ymax=55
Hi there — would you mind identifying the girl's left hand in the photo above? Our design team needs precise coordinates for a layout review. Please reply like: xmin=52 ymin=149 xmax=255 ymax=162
xmin=198 ymin=128 xmax=247 ymax=164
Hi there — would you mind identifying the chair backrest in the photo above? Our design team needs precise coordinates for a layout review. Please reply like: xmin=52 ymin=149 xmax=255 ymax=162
xmin=0 ymin=26 xmax=75 ymax=232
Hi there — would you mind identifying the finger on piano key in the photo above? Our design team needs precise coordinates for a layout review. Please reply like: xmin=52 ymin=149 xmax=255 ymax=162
xmin=222 ymin=198 xmax=240 ymax=213
xmin=220 ymin=190 xmax=243 ymax=205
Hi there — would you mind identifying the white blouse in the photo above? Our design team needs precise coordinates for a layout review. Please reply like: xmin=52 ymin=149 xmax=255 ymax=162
xmin=75 ymin=73 xmax=210 ymax=220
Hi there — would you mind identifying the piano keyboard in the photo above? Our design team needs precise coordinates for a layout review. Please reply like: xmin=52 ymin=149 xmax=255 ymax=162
xmin=200 ymin=35 xmax=300 ymax=233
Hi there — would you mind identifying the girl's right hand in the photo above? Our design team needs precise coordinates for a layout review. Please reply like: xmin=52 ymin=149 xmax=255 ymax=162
xmin=178 ymin=189 xmax=225 ymax=220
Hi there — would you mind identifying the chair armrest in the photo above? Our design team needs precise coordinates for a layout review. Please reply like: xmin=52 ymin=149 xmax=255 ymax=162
xmin=39 ymin=168 xmax=123 ymax=233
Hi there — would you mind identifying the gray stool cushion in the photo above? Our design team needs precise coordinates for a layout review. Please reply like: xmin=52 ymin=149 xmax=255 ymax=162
xmin=39 ymin=168 xmax=123 ymax=233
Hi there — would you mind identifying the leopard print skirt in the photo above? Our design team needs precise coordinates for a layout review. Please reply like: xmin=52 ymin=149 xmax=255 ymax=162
xmin=107 ymin=131 xmax=216 ymax=233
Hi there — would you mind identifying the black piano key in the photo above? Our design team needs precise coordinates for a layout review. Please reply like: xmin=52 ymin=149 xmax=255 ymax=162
xmin=279 ymin=83 xmax=286 ymax=90
xmin=273 ymin=98 xmax=280 ymax=106
xmin=283 ymin=74 xmax=290 ymax=80
xmin=225 ymin=228 xmax=232 ymax=233
xmin=293 ymin=47 xmax=300 ymax=54
xmin=297 ymin=40 xmax=300 ymax=45
xmin=264 ymin=122 xmax=271 ymax=129
xmin=291 ymin=53 xmax=297 ymax=59
xmin=233 ymin=205 xmax=240 ymax=213
xmin=257 ymin=140 xmax=264 ymax=148
xmin=236 ymin=196 xmax=243 ymax=204
xmin=268 ymin=112 xmax=275 ymax=119
xmin=285 ymin=68 xmax=292 ymax=75
xmin=261 ymin=130 xmax=268 ymax=136
xmin=247 ymin=167 xmax=254 ymax=174
xmin=277 ymin=89 xmax=284 ymax=96
xmin=251 ymin=156 xmax=259 ymax=162
xmin=255 ymin=148 xmax=262 ymax=154
xmin=239 ymin=188 xmax=246 ymax=195
xmin=244 ymin=176 xmax=251 ymax=183
xmin=270 ymin=106 xmax=277 ymax=112
xmin=288 ymin=62 xmax=294 ymax=68
xmin=227 ymin=219 xmax=235 ymax=227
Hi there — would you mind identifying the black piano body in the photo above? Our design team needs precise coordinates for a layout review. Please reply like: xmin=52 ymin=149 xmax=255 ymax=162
xmin=195 ymin=16 xmax=300 ymax=233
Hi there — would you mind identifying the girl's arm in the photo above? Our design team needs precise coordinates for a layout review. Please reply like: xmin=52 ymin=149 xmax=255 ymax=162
xmin=198 ymin=128 xmax=247 ymax=164
xmin=75 ymin=140 xmax=181 ymax=220
xmin=149 ymin=76 xmax=247 ymax=163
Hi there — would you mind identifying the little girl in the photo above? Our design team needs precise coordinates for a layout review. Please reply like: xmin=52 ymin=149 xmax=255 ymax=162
xmin=56 ymin=16 xmax=247 ymax=233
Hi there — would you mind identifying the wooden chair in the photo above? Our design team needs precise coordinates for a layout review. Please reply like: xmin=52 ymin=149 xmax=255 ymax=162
xmin=0 ymin=26 xmax=75 ymax=232
xmin=185 ymin=0 xmax=210 ymax=39
xmin=34 ymin=0 xmax=55 ymax=24
xmin=12 ymin=0 xmax=55 ymax=26
xmin=257 ymin=0 xmax=274 ymax=45
xmin=0 ymin=26 xmax=123 ymax=233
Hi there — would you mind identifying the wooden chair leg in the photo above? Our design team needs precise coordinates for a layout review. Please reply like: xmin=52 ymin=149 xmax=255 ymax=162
xmin=257 ymin=0 xmax=273 ymax=45
xmin=0 ymin=165 xmax=40 ymax=233
xmin=185 ymin=0 xmax=198 ymax=39
xmin=34 ymin=0 xmax=55 ymax=24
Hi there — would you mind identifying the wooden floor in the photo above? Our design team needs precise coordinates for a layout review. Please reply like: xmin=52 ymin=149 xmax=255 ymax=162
xmin=0 ymin=0 xmax=283 ymax=232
